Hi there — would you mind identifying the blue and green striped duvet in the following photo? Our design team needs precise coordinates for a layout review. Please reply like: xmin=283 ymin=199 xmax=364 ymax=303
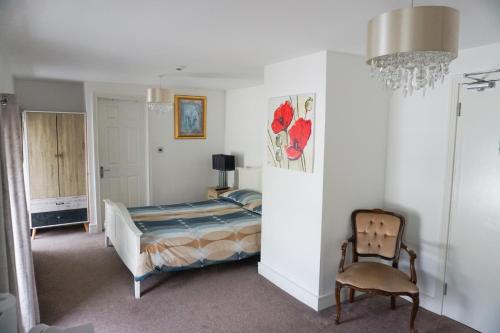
xmin=128 ymin=198 xmax=261 ymax=280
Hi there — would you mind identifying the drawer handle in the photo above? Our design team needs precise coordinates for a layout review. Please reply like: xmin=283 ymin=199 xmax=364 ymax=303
xmin=55 ymin=202 xmax=64 ymax=206
xmin=56 ymin=216 xmax=61 ymax=219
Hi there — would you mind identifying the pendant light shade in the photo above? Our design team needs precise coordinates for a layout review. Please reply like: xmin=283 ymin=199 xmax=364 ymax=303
xmin=147 ymin=87 xmax=171 ymax=104
xmin=366 ymin=6 xmax=459 ymax=95
xmin=146 ymin=85 xmax=173 ymax=113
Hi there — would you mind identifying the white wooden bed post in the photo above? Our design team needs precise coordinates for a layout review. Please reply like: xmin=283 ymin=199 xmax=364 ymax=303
xmin=134 ymin=281 xmax=141 ymax=299
xmin=103 ymin=199 xmax=143 ymax=298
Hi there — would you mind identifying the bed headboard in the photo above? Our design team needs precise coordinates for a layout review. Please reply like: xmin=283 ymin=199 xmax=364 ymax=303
xmin=237 ymin=167 xmax=262 ymax=192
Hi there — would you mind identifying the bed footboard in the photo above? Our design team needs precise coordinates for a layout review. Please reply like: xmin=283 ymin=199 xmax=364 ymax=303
xmin=104 ymin=199 xmax=143 ymax=298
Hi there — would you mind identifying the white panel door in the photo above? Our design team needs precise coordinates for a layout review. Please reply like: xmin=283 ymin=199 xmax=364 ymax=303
xmin=443 ymin=82 xmax=500 ymax=333
xmin=98 ymin=98 xmax=147 ymax=210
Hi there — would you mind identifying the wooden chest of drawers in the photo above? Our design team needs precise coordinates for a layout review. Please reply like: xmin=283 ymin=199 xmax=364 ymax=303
xmin=31 ymin=208 xmax=88 ymax=228
xmin=29 ymin=196 xmax=88 ymax=229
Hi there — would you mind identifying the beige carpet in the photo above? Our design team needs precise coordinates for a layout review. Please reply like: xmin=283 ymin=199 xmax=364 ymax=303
xmin=32 ymin=225 xmax=476 ymax=333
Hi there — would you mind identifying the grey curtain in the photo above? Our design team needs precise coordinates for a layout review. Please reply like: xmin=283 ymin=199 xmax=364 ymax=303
xmin=0 ymin=94 xmax=39 ymax=332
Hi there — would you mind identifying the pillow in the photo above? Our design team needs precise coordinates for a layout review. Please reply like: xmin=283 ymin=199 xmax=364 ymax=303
xmin=220 ymin=189 xmax=262 ymax=206
xmin=243 ymin=200 xmax=262 ymax=215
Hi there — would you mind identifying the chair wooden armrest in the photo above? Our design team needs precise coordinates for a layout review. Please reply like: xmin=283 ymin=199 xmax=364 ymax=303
xmin=401 ymin=243 xmax=417 ymax=284
xmin=338 ymin=237 xmax=354 ymax=273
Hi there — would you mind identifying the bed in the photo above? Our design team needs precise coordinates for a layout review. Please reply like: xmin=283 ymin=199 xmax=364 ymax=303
xmin=103 ymin=167 xmax=262 ymax=298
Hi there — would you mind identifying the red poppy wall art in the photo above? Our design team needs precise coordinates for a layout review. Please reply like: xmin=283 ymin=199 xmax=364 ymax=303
xmin=267 ymin=94 xmax=315 ymax=173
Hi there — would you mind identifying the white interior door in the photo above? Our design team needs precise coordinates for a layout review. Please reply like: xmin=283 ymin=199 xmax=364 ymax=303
xmin=444 ymin=80 xmax=500 ymax=333
xmin=98 ymin=98 xmax=147 ymax=210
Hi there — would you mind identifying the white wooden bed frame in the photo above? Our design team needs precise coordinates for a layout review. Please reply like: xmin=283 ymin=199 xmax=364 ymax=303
xmin=104 ymin=167 xmax=261 ymax=299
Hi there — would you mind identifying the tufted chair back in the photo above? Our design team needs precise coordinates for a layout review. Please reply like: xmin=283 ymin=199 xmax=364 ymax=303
xmin=352 ymin=209 xmax=405 ymax=262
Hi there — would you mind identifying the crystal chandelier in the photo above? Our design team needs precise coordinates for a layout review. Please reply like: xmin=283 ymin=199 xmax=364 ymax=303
xmin=147 ymin=74 xmax=173 ymax=113
xmin=366 ymin=5 xmax=459 ymax=96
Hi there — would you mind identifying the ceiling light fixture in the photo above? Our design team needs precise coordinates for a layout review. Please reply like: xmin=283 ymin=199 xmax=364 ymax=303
xmin=366 ymin=2 xmax=460 ymax=96
xmin=146 ymin=74 xmax=173 ymax=113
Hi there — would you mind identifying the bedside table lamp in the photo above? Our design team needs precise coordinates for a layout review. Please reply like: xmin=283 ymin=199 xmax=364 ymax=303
xmin=212 ymin=154 xmax=235 ymax=190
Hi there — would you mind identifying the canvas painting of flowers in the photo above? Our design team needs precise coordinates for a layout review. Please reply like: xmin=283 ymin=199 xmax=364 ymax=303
xmin=267 ymin=94 xmax=315 ymax=173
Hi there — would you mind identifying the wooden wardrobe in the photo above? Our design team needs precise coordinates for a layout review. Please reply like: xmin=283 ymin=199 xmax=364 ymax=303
xmin=24 ymin=111 xmax=88 ymax=239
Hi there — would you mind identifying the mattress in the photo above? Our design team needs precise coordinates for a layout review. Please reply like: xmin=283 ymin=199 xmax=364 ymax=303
xmin=128 ymin=198 xmax=261 ymax=280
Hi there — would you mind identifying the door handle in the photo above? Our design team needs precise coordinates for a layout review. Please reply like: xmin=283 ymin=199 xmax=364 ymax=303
xmin=100 ymin=166 xmax=111 ymax=178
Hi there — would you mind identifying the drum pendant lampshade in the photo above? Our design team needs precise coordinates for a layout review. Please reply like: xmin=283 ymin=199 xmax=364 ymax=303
xmin=147 ymin=87 xmax=170 ymax=104
xmin=147 ymin=73 xmax=173 ymax=113
xmin=366 ymin=6 xmax=459 ymax=95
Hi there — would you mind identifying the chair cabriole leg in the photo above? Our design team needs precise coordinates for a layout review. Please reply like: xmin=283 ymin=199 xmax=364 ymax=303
xmin=349 ymin=288 xmax=355 ymax=303
xmin=335 ymin=282 xmax=342 ymax=324
xmin=410 ymin=294 xmax=419 ymax=333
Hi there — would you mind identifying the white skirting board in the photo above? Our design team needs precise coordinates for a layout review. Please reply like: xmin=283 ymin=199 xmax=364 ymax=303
xmin=258 ymin=262 xmax=335 ymax=311
xmin=259 ymin=262 xmax=429 ymax=314
xmin=89 ymin=223 xmax=99 ymax=233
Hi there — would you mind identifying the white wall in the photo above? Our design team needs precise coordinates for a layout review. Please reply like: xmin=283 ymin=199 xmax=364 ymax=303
xmin=319 ymin=52 xmax=388 ymax=300
xmin=256 ymin=50 xmax=388 ymax=311
xmin=258 ymin=51 xmax=328 ymax=310
xmin=149 ymin=88 xmax=225 ymax=205
xmin=0 ymin=53 xmax=14 ymax=94
xmin=84 ymin=82 xmax=225 ymax=231
xmin=14 ymin=78 xmax=85 ymax=112
xmin=224 ymin=85 xmax=265 ymax=186
xmin=385 ymin=42 xmax=500 ymax=313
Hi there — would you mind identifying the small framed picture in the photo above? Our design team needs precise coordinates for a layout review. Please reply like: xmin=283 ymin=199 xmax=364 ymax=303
xmin=174 ymin=95 xmax=207 ymax=139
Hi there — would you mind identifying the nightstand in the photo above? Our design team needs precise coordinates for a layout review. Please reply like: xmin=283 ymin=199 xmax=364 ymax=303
xmin=207 ymin=187 xmax=232 ymax=199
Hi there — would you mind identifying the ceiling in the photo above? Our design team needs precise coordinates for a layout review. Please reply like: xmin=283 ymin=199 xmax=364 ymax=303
xmin=1 ymin=0 xmax=499 ymax=89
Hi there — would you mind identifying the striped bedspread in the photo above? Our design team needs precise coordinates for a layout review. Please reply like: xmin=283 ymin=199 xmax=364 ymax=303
xmin=128 ymin=199 xmax=261 ymax=280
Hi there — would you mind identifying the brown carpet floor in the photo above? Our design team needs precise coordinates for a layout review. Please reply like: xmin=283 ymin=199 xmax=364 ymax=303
xmin=31 ymin=225 xmax=476 ymax=333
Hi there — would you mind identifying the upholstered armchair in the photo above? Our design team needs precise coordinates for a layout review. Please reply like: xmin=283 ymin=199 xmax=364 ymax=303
xmin=335 ymin=209 xmax=419 ymax=333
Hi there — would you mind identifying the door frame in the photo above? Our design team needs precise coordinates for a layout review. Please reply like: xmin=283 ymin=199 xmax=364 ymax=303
xmin=441 ymin=69 xmax=498 ymax=315
xmin=441 ymin=75 xmax=464 ymax=314
xmin=90 ymin=93 xmax=150 ymax=232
